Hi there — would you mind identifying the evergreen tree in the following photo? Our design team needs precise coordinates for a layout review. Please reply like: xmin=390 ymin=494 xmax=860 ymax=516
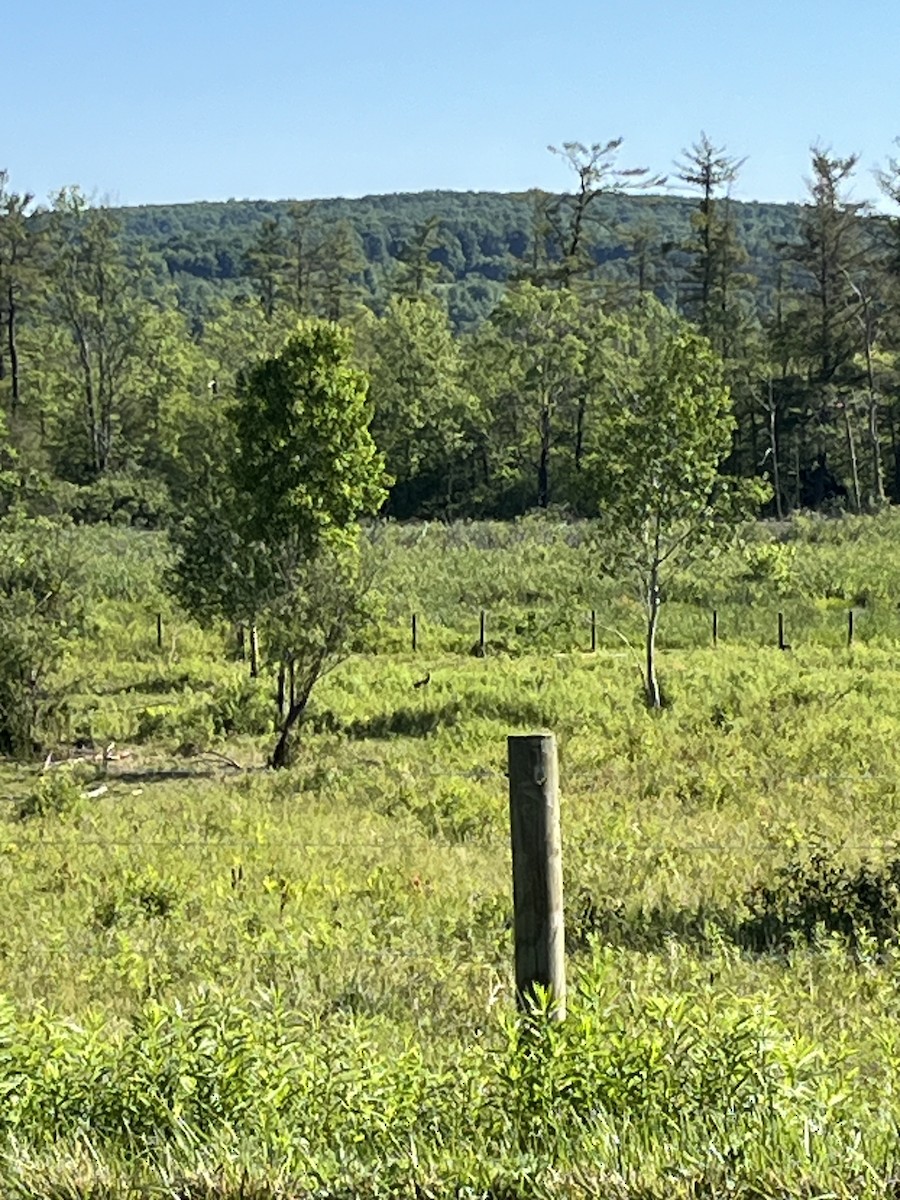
xmin=243 ymin=217 xmax=288 ymax=321
xmin=778 ymin=148 xmax=873 ymax=510
xmin=394 ymin=217 xmax=447 ymax=298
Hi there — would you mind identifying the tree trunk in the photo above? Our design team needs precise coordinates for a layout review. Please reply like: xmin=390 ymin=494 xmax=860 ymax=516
xmin=574 ymin=395 xmax=586 ymax=472
xmin=7 ymin=283 xmax=19 ymax=413
xmin=537 ymin=403 xmax=551 ymax=508
xmin=644 ymin=566 xmax=662 ymax=709
xmin=792 ymin=437 xmax=801 ymax=512
xmin=271 ymin=694 xmax=309 ymax=769
xmin=74 ymin=324 xmax=100 ymax=475
xmin=748 ymin=405 xmax=759 ymax=471
xmin=768 ymin=381 xmax=783 ymax=519
xmin=844 ymin=406 xmax=861 ymax=513
xmin=868 ymin=392 xmax=886 ymax=507
xmin=888 ymin=405 xmax=900 ymax=502
xmin=859 ymin=293 xmax=885 ymax=507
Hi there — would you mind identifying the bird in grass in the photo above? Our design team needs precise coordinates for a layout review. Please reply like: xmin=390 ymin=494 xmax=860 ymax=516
xmin=412 ymin=671 xmax=431 ymax=689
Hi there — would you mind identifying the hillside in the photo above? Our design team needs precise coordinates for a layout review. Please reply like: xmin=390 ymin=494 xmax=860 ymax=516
xmin=115 ymin=188 xmax=808 ymax=328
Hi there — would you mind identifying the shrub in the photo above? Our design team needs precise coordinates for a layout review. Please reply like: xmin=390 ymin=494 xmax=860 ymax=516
xmin=47 ymin=473 xmax=172 ymax=529
xmin=740 ymin=846 xmax=900 ymax=951
xmin=17 ymin=762 xmax=96 ymax=821
xmin=135 ymin=678 xmax=274 ymax=750
xmin=93 ymin=869 xmax=180 ymax=929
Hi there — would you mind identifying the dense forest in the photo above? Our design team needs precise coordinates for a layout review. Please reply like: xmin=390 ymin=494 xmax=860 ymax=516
xmin=2 ymin=136 xmax=900 ymax=521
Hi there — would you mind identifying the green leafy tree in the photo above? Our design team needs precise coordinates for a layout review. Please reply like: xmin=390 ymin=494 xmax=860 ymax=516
xmin=0 ymin=510 xmax=86 ymax=757
xmin=468 ymin=285 xmax=630 ymax=511
xmin=364 ymin=295 xmax=479 ymax=515
xmin=469 ymin=284 xmax=588 ymax=510
xmin=171 ymin=319 xmax=388 ymax=766
xmin=588 ymin=300 xmax=766 ymax=708
xmin=41 ymin=189 xmax=168 ymax=480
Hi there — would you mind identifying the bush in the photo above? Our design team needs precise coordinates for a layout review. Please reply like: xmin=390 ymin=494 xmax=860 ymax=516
xmin=93 ymin=868 xmax=180 ymax=929
xmin=740 ymin=846 xmax=900 ymax=951
xmin=46 ymin=473 xmax=172 ymax=529
xmin=135 ymin=678 xmax=274 ymax=750
xmin=17 ymin=762 xmax=96 ymax=821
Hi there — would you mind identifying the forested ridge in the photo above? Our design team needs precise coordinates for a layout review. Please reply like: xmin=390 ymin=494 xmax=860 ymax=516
xmin=2 ymin=137 xmax=900 ymax=522
xmin=114 ymin=188 xmax=803 ymax=330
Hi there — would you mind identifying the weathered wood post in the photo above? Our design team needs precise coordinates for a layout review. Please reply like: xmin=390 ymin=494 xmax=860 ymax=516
xmin=590 ymin=609 xmax=597 ymax=653
xmin=507 ymin=732 xmax=566 ymax=1022
xmin=412 ymin=613 xmax=418 ymax=653
xmin=250 ymin=625 xmax=259 ymax=678
xmin=848 ymin=608 xmax=854 ymax=648
xmin=156 ymin=613 xmax=163 ymax=651
xmin=712 ymin=609 xmax=718 ymax=648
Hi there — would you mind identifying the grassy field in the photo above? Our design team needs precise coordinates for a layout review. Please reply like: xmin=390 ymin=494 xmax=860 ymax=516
xmin=6 ymin=514 xmax=900 ymax=1196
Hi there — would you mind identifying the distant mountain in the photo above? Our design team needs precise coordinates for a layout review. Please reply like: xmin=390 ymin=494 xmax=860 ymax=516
xmin=113 ymin=189 xmax=811 ymax=329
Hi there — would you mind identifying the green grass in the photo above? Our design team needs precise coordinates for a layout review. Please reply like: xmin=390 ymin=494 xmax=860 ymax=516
xmin=7 ymin=513 xmax=900 ymax=1195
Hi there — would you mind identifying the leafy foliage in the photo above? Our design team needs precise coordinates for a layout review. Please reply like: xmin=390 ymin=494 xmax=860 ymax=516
xmin=0 ymin=512 xmax=85 ymax=756
xmin=171 ymin=319 xmax=387 ymax=765
xmin=586 ymin=298 xmax=769 ymax=704
xmin=741 ymin=846 xmax=900 ymax=951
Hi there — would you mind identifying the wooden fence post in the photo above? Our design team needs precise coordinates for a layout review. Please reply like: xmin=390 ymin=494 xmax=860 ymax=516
xmin=156 ymin=613 xmax=163 ymax=651
xmin=507 ymin=732 xmax=566 ymax=1022
xmin=590 ymin=609 xmax=597 ymax=653
xmin=412 ymin=613 xmax=418 ymax=653
xmin=250 ymin=625 xmax=259 ymax=678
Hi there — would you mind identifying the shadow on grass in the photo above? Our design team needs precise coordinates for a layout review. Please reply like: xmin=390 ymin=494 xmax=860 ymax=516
xmin=566 ymin=888 xmax=741 ymax=955
xmin=304 ymin=701 xmax=464 ymax=740
xmin=98 ymin=673 xmax=216 ymax=697
xmin=106 ymin=765 xmax=231 ymax=784
xmin=569 ymin=848 xmax=900 ymax=957
xmin=305 ymin=695 xmax=556 ymax=741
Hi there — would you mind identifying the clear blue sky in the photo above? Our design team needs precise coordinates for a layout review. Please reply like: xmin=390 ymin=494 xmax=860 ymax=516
xmin=7 ymin=0 xmax=899 ymax=209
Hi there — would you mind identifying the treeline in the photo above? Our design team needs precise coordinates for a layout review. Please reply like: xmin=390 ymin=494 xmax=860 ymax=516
xmin=2 ymin=135 xmax=900 ymax=521
xmin=114 ymin=189 xmax=796 ymax=332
